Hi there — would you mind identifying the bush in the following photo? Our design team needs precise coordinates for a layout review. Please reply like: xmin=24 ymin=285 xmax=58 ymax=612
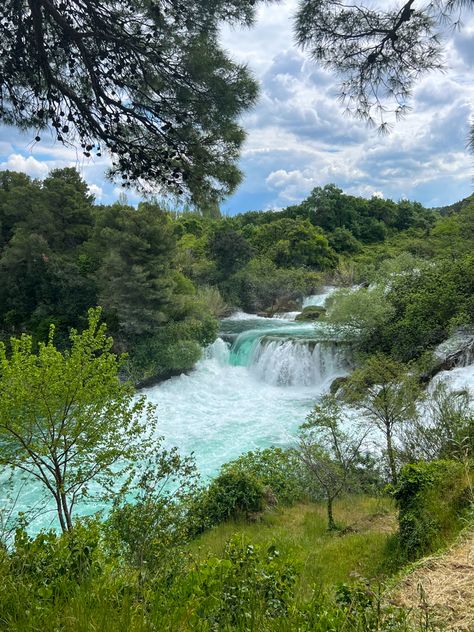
xmin=192 ymin=469 xmax=265 ymax=533
xmin=127 ymin=314 xmax=219 ymax=382
xmin=221 ymin=447 xmax=308 ymax=506
xmin=394 ymin=460 xmax=472 ymax=559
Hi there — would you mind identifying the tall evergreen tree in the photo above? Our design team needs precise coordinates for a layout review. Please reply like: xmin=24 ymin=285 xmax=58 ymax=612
xmin=0 ymin=0 xmax=277 ymax=205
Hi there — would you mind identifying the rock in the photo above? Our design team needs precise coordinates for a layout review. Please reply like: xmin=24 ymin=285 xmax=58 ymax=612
xmin=421 ymin=329 xmax=474 ymax=383
xmin=329 ymin=376 xmax=349 ymax=397
xmin=295 ymin=306 xmax=327 ymax=321
xmin=434 ymin=330 xmax=474 ymax=367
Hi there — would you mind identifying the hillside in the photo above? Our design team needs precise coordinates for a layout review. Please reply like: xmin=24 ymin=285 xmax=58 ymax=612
xmin=392 ymin=529 xmax=474 ymax=631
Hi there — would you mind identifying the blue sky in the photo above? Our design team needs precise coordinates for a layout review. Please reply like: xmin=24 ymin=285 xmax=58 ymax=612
xmin=1 ymin=0 xmax=473 ymax=212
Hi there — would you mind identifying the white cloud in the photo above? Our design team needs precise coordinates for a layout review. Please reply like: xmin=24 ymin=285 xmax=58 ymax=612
xmin=0 ymin=154 xmax=49 ymax=178
xmin=88 ymin=184 xmax=103 ymax=200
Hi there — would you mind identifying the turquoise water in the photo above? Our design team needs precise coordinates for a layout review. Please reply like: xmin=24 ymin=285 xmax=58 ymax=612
xmin=144 ymin=313 xmax=351 ymax=479
xmin=2 ymin=291 xmax=352 ymax=532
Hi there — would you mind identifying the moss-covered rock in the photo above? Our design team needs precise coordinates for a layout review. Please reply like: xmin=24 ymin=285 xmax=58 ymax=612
xmin=329 ymin=376 xmax=348 ymax=396
xmin=295 ymin=306 xmax=327 ymax=321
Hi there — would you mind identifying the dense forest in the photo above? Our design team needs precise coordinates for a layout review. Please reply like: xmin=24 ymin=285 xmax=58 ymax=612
xmin=3 ymin=167 xmax=471 ymax=382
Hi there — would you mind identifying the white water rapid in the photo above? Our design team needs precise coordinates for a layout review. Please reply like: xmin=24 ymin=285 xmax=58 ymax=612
xmin=144 ymin=312 xmax=352 ymax=480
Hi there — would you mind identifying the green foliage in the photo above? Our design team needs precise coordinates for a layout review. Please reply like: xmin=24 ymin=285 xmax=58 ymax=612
xmin=0 ymin=169 xmax=96 ymax=340
xmin=383 ymin=256 xmax=474 ymax=360
xmin=327 ymin=247 xmax=474 ymax=360
xmin=0 ymin=170 xmax=220 ymax=383
xmin=209 ymin=225 xmax=254 ymax=276
xmin=192 ymin=469 xmax=265 ymax=533
xmin=181 ymin=538 xmax=297 ymax=629
xmin=128 ymin=313 xmax=218 ymax=382
xmin=226 ymin=256 xmax=321 ymax=312
xmin=0 ymin=308 xmax=156 ymax=532
xmin=326 ymin=286 xmax=395 ymax=349
xmin=10 ymin=519 xmax=102 ymax=596
xmin=247 ymin=217 xmax=337 ymax=269
xmin=92 ymin=201 xmax=177 ymax=338
xmin=298 ymin=395 xmax=368 ymax=530
xmin=0 ymin=496 xmax=436 ymax=631
xmin=328 ymin=226 xmax=362 ymax=254
xmin=196 ymin=285 xmax=230 ymax=318
xmin=106 ymin=448 xmax=200 ymax=573
xmin=343 ymin=354 xmax=421 ymax=484
xmin=220 ymin=447 xmax=307 ymax=506
xmin=394 ymin=460 xmax=472 ymax=559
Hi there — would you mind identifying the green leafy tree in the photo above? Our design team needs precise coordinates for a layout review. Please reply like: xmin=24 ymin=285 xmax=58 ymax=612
xmin=385 ymin=256 xmax=474 ymax=360
xmin=328 ymin=227 xmax=362 ymax=254
xmin=326 ymin=285 xmax=395 ymax=350
xmin=0 ymin=169 xmax=97 ymax=339
xmin=0 ymin=0 xmax=275 ymax=204
xmin=343 ymin=354 xmax=421 ymax=484
xmin=93 ymin=202 xmax=176 ymax=339
xmin=0 ymin=308 xmax=156 ymax=532
xmin=40 ymin=168 xmax=94 ymax=252
xmin=209 ymin=226 xmax=254 ymax=276
xmin=298 ymin=184 xmax=358 ymax=233
xmin=298 ymin=395 xmax=368 ymax=530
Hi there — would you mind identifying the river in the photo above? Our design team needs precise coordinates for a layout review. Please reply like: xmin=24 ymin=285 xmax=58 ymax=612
xmin=143 ymin=286 xmax=351 ymax=479
xmin=2 ymin=287 xmax=355 ymax=532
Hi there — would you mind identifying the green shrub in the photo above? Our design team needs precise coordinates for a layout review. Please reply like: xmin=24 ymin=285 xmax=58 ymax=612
xmin=221 ymin=447 xmax=308 ymax=506
xmin=177 ymin=538 xmax=296 ymax=629
xmin=394 ymin=460 xmax=472 ymax=559
xmin=126 ymin=314 xmax=219 ymax=382
xmin=192 ymin=469 xmax=265 ymax=532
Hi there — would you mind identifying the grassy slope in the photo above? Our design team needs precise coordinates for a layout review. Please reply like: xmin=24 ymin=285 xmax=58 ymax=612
xmin=390 ymin=527 xmax=474 ymax=630
xmin=189 ymin=495 xmax=398 ymax=599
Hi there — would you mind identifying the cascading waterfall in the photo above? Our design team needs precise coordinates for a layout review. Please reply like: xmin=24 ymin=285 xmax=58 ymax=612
xmin=303 ymin=286 xmax=338 ymax=308
xmin=227 ymin=319 xmax=352 ymax=388
xmin=251 ymin=338 xmax=349 ymax=387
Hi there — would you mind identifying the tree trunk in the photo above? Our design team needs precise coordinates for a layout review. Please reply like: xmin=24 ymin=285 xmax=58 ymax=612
xmin=54 ymin=493 xmax=67 ymax=533
xmin=61 ymin=491 xmax=73 ymax=531
xmin=54 ymin=462 xmax=73 ymax=531
xmin=326 ymin=495 xmax=336 ymax=531
xmin=386 ymin=425 xmax=398 ymax=485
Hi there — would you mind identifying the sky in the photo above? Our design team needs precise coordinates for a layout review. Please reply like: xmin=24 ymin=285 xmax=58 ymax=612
xmin=1 ymin=0 xmax=473 ymax=213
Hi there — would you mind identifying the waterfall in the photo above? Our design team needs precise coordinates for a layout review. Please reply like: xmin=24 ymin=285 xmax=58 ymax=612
xmin=251 ymin=339 xmax=349 ymax=387
xmin=229 ymin=324 xmax=351 ymax=387
xmin=303 ymin=286 xmax=338 ymax=308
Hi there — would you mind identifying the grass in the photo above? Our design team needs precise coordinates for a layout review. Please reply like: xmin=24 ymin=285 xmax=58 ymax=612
xmin=189 ymin=494 xmax=398 ymax=598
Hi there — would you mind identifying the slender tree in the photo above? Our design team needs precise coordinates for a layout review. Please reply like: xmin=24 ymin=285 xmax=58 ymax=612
xmin=343 ymin=354 xmax=421 ymax=484
xmin=298 ymin=394 xmax=368 ymax=530
xmin=0 ymin=308 xmax=156 ymax=532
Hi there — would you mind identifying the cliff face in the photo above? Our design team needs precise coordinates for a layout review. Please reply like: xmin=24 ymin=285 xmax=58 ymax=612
xmin=421 ymin=330 xmax=474 ymax=384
